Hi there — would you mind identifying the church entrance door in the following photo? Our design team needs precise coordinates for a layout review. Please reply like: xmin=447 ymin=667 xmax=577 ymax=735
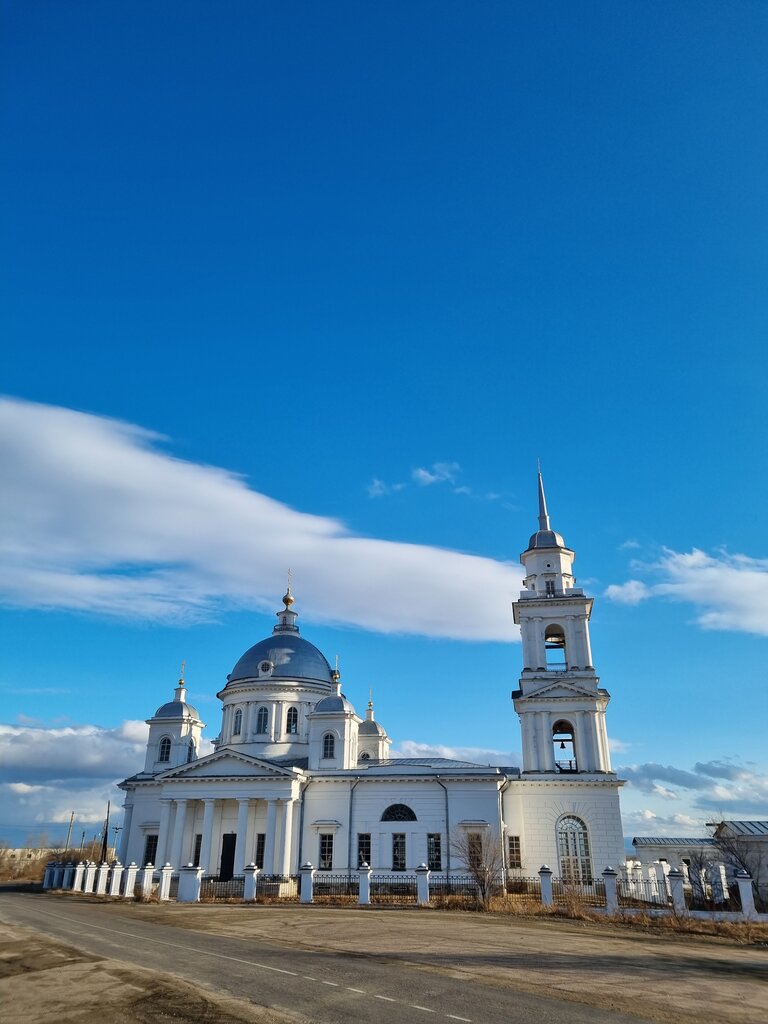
xmin=219 ymin=833 xmax=236 ymax=881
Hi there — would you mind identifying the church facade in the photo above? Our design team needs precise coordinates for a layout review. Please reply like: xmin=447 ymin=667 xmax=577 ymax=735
xmin=118 ymin=475 xmax=626 ymax=881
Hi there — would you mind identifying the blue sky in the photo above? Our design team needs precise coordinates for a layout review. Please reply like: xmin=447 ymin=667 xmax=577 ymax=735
xmin=1 ymin=1 xmax=767 ymax=847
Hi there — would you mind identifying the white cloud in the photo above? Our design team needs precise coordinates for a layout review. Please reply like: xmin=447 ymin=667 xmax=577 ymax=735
xmin=616 ymin=758 xmax=768 ymax=816
xmin=622 ymin=808 xmax=705 ymax=837
xmin=411 ymin=461 xmax=461 ymax=486
xmin=392 ymin=739 xmax=520 ymax=767
xmin=606 ymin=548 xmax=768 ymax=635
xmin=368 ymin=478 xmax=389 ymax=498
xmin=605 ymin=579 xmax=651 ymax=605
xmin=619 ymin=539 xmax=640 ymax=551
xmin=0 ymin=398 xmax=521 ymax=640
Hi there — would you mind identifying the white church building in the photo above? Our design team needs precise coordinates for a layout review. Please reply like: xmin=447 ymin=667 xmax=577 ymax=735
xmin=118 ymin=475 xmax=626 ymax=881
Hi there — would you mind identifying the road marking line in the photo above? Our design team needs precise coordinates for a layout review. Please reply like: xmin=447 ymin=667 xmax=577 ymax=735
xmin=321 ymin=980 xmax=339 ymax=986
xmin=374 ymin=994 xmax=396 ymax=1001
xmin=410 ymin=1006 xmax=436 ymax=1013
xmin=303 ymin=976 xmax=317 ymax=981
xmin=347 ymin=987 xmax=366 ymax=994
xmin=446 ymin=1016 xmax=471 ymax=1022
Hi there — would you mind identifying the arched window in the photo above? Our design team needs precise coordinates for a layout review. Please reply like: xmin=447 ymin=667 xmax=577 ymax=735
xmin=256 ymin=707 xmax=269 ymax=734
xmin=557 ymin=815 xmax=592 ymax=883
xmin=360 ymin=752 xmax=371 ymax=761
xmin=381 ymin=803 xmax=417 ymax=822
xmin=286 ymin=706 xmax=298 ymax=734
xmin=186 ymin=740 xmax=195 ymax=763
xmin=158 ymin=736 xmax=171 ymax=762
xmin=544 ymin=624 xmax=567 ymax=671
xmin=233 ymin=708 xmax=242 ymax=736
xmin=322 ymin=733 xmax=335 ymax=758
xmin=553 ymin=720 xmax=577 ymax=772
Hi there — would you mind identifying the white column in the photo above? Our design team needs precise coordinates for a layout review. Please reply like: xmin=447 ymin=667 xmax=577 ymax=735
xmin=537 ymin=713 xmax=554 ymax=771
xmin=521 ymin=715 xmax=535 ymax=770
xmin=234 ymin=799 xmax=251 ymax=874
xmin=169 ymin=799 xmax=188 ymax=868
xmin=198 ymin=799 xmax=216 ymax=875
xmin=263 ymin=799 xmax=278 ymax=874
xmin=156 ymin=799 xmax=173 ymax=866
xmin=278 ymin=799 xmax=295 ymax=876
xmin=572 ymin=711 xmax=588 ymax=772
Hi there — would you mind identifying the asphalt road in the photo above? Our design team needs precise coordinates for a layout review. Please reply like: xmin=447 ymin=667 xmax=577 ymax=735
xmin=0 ymin=892 xmax=652 ymax=1024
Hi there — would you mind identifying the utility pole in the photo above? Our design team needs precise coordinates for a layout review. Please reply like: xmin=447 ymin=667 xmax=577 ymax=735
xmin=99 ymin=800 xmax=110 ymax=864
xmin=63 ymin=811 xmax=75 ymax=854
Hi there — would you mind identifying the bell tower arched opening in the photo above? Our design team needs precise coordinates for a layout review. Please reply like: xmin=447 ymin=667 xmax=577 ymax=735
xmin=552 ymin=719 xmax=577 ymax=772
xmin=544 ymin=624 xmax=567 ymax=671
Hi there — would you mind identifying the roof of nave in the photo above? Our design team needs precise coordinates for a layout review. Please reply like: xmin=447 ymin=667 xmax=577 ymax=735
xmin=632 ymin=836 xmax=716 ymax=847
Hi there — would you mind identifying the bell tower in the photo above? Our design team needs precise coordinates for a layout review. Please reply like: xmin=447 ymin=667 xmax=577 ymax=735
xmin=512 ymin=471 xmax=613 ymax=775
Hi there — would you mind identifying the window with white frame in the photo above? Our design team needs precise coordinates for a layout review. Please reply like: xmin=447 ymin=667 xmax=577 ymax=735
xmin=286 ymin=706 xmax=298 ymax=734
xmin=158 ymin=736 xmax=171 ymax=762
xmin=322 ymin=732 xmax=335 ymax=758
xmin=557 ymin=815 xmax=592 ymax=883
xmin=233 ymin=708 xmax=243 ymax=735
xmin=392 ymin=833 xmax=406 ymax=871
xmin=427 ymin=833 xmax=442 ymax=871
xmin=319 ymin=833 xmax=334 ymax=870
xmin=507 ymin=835 xmax=522 ymax=869
xmin=256 ymin=707 xmax=269 ymax=734
xmin=358 ymin=833 xmax=371 ymax=867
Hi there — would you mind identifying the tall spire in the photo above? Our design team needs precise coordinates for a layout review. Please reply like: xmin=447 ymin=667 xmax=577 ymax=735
xmin=274 ymin=584 xmax=299 ymax=633
xmin=537 ymin=460 xmax=551 ymax=531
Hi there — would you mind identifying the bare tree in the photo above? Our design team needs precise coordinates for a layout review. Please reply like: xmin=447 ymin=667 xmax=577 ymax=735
xmin=449 ymin=828 xmax=504 ymax=908
xmin=708 ymin=820 xmax=768 ymax=912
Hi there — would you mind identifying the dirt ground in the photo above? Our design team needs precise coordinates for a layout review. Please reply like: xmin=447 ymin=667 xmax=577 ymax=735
xmin=3 ymin=898 xmax=767 ymax=1024
xmin=0 ymin=920 xmax=303 ymax=1024
xmin=127 ymin=902 xmax=768 ymax=1024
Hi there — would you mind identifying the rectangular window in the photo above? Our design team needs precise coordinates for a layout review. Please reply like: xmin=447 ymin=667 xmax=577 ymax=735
xmin=427 ymin=833 xmax=442 ymax=871
xmin=255 ymin=833 xmax=265 ymax=870
xmin=143 ymin=834 xmax=158 ymax=866
xmin=392 ymin=833 xmax=406 ymax=871
xmin=545 ymin=580 xmax=555 ymax=596
xmin=319 ymin=833 xmax=334 ymax=870
xmin=468 ymin=833 xmax=482 ymax=869
xmin=507 ymin=835 xmax=522 ymax=869
xmin=358 ymin=832 xmax=371 ymax=867
xmin=192 ymin=833 xmax=202 ymax=867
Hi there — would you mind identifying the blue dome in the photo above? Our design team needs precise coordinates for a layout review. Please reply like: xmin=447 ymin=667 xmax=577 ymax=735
xmin=313 ymin=693 xmax=355 ymax=713
xmin=154 ymin=701 xmax=199 ymax=719
xmin=228 ymin=633 xmax=333 ymax=686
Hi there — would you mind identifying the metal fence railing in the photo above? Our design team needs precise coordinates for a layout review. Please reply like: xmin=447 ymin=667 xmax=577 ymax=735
xmin=552 ymin=878 xmax=607 ymax=907
xmin=313 ymin=873 xmax=359 ymax=901
xmin=685 ymin=884 xmax=742 ymax=913
xmin=370 ymin=873 xmax=417 ymax=904
xmin=505 ymin=876 xmax=543 ymax=900
xmin=429 ymin=874 xmax=482 ymax=901
xmin=200 ymin=875 xmax=245 ymax=900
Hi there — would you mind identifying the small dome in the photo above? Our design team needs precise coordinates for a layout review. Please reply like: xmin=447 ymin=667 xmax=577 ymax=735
xmin=527 ymin=529 xmax=565 ymax=550
xmin=228 ymin=633 xmax=333 ymax=686
xmin=312 ymin=693 xmax=355 ymax=714
xmin=154 ymin=700 xmax=199 ymax=720
xmin=359 ymin=718 xmax=386 ymax=736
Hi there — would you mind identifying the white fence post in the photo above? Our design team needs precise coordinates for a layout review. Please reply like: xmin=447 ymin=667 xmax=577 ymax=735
xmin=83 ymin=861 xmax=98 ymax=893
xmin=122 ymin=862 xmax=139 ymax=897
xmin=415 ymin=863 xmax=430 ymax=906
xmin=95 ymin=863 xmax=110 ymax=895
xmin=358 ymin=862 xmax=372 ymax=905
xmin=735 ymin=871 xmax=757 ymax=921
xmin=243 ymin=863 xmax=260 ymax=901
xmin=72 ymin=861 xmax=86 ymax=892
xmin=158 ymin=863 xmax=173 ymax=901
xmin=140 ymin=863 xmax=155 ymax=898
xmin=654 ymin=861 xmax=670 ymax=901
xmin=108 ymin=863 xmax=124 ymax=896
xmin=538 ymin=865 xmax=554 ymax=907
xmin=667 ymin=867 xmax=687 ymax=915
xmin=602 ymin=867 xmax=618 ymax=914
xmin=177 ymin=865 xmax=203 ymax=903
xmin=709 ymin=863 xmax=728 ymax=904
xmin=300 ymin=862 xmax=315 ymax=904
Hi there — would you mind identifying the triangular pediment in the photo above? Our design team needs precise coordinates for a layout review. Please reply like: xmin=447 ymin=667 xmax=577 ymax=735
xmin=157 ymin=748 xmax=303 ymax=780
xmin=521 ymin=679 xmax=599 ymax=700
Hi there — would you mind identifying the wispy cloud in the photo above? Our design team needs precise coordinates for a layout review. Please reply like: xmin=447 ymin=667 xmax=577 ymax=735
xmin=619 ymin=539 xmax=640 ymax=551
xmin=617 ymin=758 xmax=768 ymax=816
xmin=606 ymin=548 xmax=768 ymax=635
xmin=0 ymin=398 xmax=522 ymax=641
xmin=412 ymin=462 xmax=461 ymax=486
